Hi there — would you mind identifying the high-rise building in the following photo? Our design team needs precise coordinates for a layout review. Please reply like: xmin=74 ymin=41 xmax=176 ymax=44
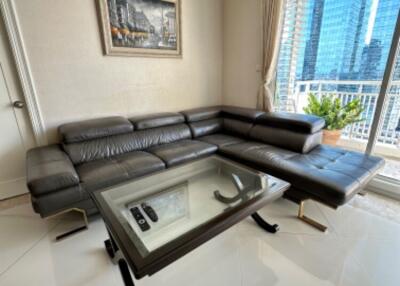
xmin=298 ymin=0 xmax=400 ymax=81
xmin=276 ymin=0 xmax=307 ymax=109
xmin=302 ymin=0 xmax=324 ymax=80
xmin=311 ymin=0 xmax=370 ymax=80
xmin=360 ymin=39 xmax=383 ymax=79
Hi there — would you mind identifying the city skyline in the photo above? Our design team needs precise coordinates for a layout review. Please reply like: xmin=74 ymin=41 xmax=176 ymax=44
xmin=297 ymin=0 xmax=400 ymax=81
xmin=276 ymin=0 xmax=400 ymax=147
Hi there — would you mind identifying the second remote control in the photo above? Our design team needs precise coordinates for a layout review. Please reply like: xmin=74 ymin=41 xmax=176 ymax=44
xmin=130 ymin=207 xmax=150 ymax=232
xmin=141 ymin=203 xmax=158 ymax=222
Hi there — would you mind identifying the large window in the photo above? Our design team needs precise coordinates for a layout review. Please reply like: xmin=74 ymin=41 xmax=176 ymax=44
xmin=276 ymin=0 xmax=400 ymax=185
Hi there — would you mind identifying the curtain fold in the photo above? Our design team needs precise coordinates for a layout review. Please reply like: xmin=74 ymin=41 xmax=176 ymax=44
xmin=257 ymin=0 xmax=285 ymax=112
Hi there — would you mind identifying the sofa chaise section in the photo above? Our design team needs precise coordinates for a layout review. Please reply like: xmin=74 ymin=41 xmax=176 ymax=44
xmin=182 ymin=107 xmax=384 ymax=208
xmin=283 ymin=145 xmax=384 ymax=206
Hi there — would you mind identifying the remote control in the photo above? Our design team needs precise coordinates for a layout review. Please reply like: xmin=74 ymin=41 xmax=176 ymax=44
xmin=141 ymin=203 xmax=158 ymax=222
xmin=130 ymin=207 xmax=150 ymax=232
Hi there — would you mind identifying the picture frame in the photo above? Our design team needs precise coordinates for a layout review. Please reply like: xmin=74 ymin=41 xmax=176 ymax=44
xmin=98 ymin=0 xmax=182 ymax=58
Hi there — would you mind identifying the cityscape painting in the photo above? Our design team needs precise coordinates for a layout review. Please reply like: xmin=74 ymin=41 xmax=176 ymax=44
xmin=99 ymin=0 xmax=181 ymax=57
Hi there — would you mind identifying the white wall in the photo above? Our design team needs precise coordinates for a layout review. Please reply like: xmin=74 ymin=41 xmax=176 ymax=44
xmin=13 ymin=0 xmax=223 ymax=142
xmin=222 ymin=0 xmax=262 ymax=108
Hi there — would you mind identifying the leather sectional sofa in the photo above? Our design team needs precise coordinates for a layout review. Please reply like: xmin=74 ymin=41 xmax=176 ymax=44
xmin=26 ymin=106 xmax=384 ymax=231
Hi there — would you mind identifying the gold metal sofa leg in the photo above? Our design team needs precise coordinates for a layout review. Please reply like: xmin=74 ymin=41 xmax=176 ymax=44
xmin=47 ymin=208 xmax=89 ymax=241
xmin=297 ymin=201 xmax=327 ymax=232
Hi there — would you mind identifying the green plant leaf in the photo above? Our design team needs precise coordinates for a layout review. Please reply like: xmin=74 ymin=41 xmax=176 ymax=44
xmin=303 ymin=93 xmax=365 ymax=130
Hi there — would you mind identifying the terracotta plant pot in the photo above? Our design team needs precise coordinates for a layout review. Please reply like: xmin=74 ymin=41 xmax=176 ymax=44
xmin=322 ymin=129 xmax=342 ymax=146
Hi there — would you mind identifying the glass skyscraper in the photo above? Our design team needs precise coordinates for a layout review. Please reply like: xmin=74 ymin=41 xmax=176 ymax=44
xmin=295 ymin=0 xmax=400 ymax=82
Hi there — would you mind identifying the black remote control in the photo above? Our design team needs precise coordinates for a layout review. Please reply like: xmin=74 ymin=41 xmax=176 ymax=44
xmin=130 ymin=207 xmax=150 ymax=232
xmin=141 ymin=203 xmax=158 ymax=222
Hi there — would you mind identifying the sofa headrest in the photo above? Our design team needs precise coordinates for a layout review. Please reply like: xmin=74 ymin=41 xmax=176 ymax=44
xmin=180 ymin=106 xmax=221 ymax=122
xmin=129 ymin=112 xmax=185 ymax=130
xmin=221 ymin=106 xmax=265 ymax=122
xmin=59 ymin=116 xmax=134 ymax=144
xmin=256 ymin=112 xmax=325 ymax=134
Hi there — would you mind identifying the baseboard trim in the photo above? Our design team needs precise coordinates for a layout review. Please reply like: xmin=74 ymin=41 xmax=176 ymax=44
xmin=0 ymin=193 xmax=30 ymax=210
xmin=366 ymin=176 xmax=400 ymax=201
xmin=0 ymin=177 xmax=28 ymax=200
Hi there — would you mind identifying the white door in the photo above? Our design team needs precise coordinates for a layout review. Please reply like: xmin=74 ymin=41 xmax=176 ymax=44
xmin=0 ymin=15 xmax=35 ymax=200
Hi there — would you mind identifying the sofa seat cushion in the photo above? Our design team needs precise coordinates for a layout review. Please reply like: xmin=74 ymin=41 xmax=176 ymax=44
xmin=76 ymin=151 xmax=165 ymax=192
xmin=218 ymin=142 xmax=297 ymax=172
xmin=284 ymin=145 xmax=385 ymax=205
xmin=197 ymin=134 xmax=245 ymax=148
xmin=148 ymin=140 xmax=218 ymax=167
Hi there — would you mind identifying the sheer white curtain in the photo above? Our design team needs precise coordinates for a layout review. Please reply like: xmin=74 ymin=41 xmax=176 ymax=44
xmin=257 ymin=0 xmax=285 ymax=112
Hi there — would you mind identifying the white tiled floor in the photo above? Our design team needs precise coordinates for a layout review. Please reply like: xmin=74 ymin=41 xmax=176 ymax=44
xmin=1 ymin=193 xmax=399 ymax=286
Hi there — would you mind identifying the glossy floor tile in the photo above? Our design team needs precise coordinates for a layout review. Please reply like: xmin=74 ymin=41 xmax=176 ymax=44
xmin=0 ymin=193 xmax=399 ymax=286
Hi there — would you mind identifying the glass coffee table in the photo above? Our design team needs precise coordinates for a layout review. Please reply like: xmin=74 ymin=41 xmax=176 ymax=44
xmin=91 ymin=156 xmax=290 ymax=286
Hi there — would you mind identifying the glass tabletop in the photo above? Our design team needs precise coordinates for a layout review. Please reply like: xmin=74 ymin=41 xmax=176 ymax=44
xmin=96 ymin=156 xmax=287 ymax=257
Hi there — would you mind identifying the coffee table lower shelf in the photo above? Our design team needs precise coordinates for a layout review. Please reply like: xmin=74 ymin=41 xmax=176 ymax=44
xmin=105 ymin=212 xmax=279 ymax=286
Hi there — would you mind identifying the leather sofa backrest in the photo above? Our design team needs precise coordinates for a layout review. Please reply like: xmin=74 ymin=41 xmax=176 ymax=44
xmin=181 ymin=106 xmax=221 ymax=122
xmin=221 ymin=106 xmax=265 ymax=122
xmin=249 ymin=125 xmax=323 ymax=153
xmin=189 ymin=118 xmax=224 ymax=138
xmin=181 ymin=106 xmax=223 ymax=138
xmin=129 ymin=112 xmax=185 ymax=130
xmin=256 ymin=112 xmax=325 ymax=134
xmin=59 ymin=106 xmax=325 ymax=164
xmin=59 ymin=116 xmax=134 ymax=144
xmin=250 ymin=113 xmax=325 ymax=153
xmin=181 ymin=106 xmax=265 ymax=138
xmin=220 ymin=106 xmax=265 ymax=137
xmin=60 ymin=114 xmax=191 ymax=165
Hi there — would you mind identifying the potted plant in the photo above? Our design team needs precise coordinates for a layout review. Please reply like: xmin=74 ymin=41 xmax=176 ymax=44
xmin=303 ymin=93 xmax=364 ymax=146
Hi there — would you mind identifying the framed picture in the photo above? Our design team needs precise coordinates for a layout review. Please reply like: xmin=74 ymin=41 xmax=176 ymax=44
xmin=98 ymin=0 xmax=182 ymax=58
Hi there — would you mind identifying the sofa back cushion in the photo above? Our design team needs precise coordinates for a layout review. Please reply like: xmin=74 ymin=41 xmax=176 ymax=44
xmin=221 ymin=106 xmax=264 ymax=137
xmin=256 ymin=112 xmax=325 ymax=134
xmin=130 ymin=112 xmax=185 ymax=130
xmin=61 ymin=114 xmax=191 ymax=165
xmin=221 ymin=106 xmax=265 ymax=122
xmin=249 ymin=112 xmax=324 ymax=153
xmin=249 ymin=125 xmax=322 ymax=153
xmin=181 ymin=105 xmax=265 ymax=138
xmin=64 ymin=124 xmax=191 ymax=165
xmin=181 ymin=107 xmax=222 ymax=138
xmin=59 ymin=116 xmax=134 ymax=144
xmin=189 ymin=118 xmax=223 ymax=138
xmin=181 ymin=106 xmax=221 ymax=122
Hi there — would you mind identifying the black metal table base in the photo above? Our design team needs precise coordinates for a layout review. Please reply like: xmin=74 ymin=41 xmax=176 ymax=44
xmin=251 ymin=212 xmax=279 ymax=233
xmin=105 ymin=230 xmax=135 ymax=286
xmin=105 ymin=213 xmax=278 ymax=286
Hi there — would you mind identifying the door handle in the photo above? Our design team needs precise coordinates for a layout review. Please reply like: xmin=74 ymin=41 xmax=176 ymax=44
xmin=13 ymin=100 xmax=25 ymax=109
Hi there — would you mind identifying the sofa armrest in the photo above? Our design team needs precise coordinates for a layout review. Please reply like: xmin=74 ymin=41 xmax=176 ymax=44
xmin=256 ymin=112 xmax=325 ymax=134
xmin=27 ymin=144 xmax=80 ymax=197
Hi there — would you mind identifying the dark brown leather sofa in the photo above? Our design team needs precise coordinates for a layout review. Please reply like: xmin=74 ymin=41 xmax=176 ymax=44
xmin=26 ymin=106 xmax=384 ymax=231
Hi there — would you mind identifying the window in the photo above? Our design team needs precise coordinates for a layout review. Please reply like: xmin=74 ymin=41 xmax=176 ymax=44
xmin=276 ymin=0 xmax=400 ymax=184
